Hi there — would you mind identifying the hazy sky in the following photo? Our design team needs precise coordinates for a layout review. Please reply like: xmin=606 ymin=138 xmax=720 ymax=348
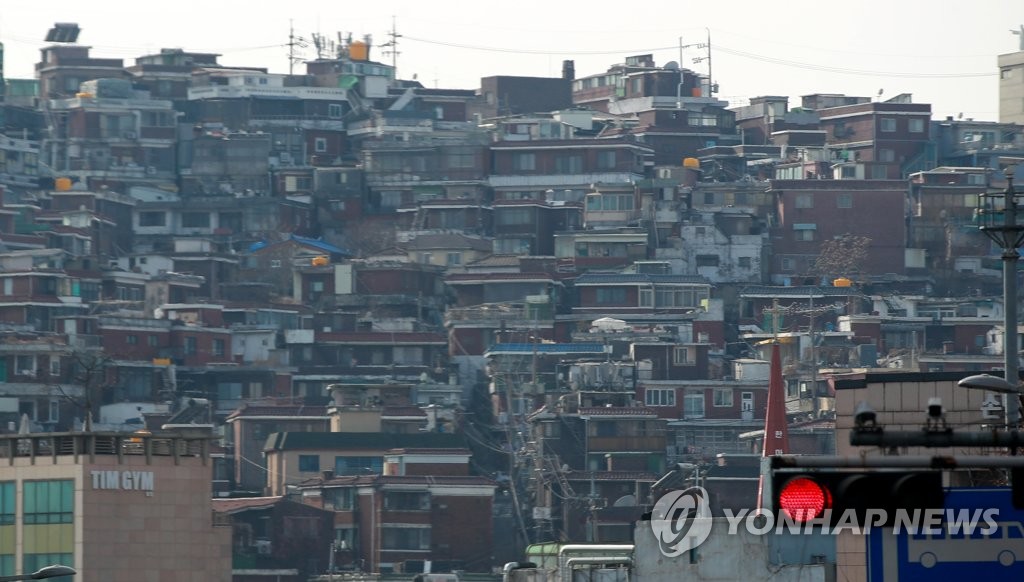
xmin=1 ymin=0 xmax=1023 ymax=120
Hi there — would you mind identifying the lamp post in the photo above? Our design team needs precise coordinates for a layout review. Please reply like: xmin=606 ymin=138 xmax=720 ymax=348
xmin=975 ymin=166 xmax=1024 ymax=426
xmin=0 ymin=565 xmax=77 ymax=582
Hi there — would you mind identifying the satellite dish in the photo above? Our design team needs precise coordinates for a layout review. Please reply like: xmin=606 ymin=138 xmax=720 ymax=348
xmin=613 ymin=494 xmax=637 ymax=507
xmin=664 ymin=61 xmax=680 ymax=71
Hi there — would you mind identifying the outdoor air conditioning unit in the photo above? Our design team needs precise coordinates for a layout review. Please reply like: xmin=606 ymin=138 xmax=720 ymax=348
xmin=145 ymin=166 xmax=156 ymax=175
xmin=122 ymin=131 xmax=137 ymax=140
xmin=255 ymin=540 xmax=272 ymax=555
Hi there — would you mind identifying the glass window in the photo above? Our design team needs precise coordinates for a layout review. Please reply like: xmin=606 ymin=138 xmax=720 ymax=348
xmin=0 ymin=482 xmax=13 ymax=525
xmin=138 ymin=212 xmax=166 ymax=227
xmin=328 ymin=488 xmax=354 ymax=510
xmin=384 ymin=491 xmax=430 ymax=510
xmin=674 ymin=346 xmax=693 ymax=365
xmin=645 ymin=388 xmax=676 ymax=407
xmin=181 ymin=213 xmax=210 ymax=228
xmin=23 ymin=480 xmax=73 ymax=524
xmin=382 ymin=527 xmax=430 ymax=550
xmin=837 ymin=194 xmax=853 ymax=209
xmin=315 ymin=138 xmax=327 ymax=153
xmin=184 ymin=337 xmax=197 ymax=355
xmin=683 ymin=392 xmax=705 ymax=418
xmin=596 ymin=151 xmax=616 ymax=170
xmin=299 ymin=455 xmax=320 ymax=472
xmin=880 ymin=118 xmax=897 ymax=132
xmin=596 ymin=288 xmax=627 ymax=304
xmin=909 ymin=118 xmax=925 ymax=133
xmin=328 ymin=104 xmax=343 ymax=118
xmin=554 ymin=155 xmax=583 ymax=174
xmin=335 ymin=456 xmax=383 ymax=476
xmin=512 ymin=153 xmax=536 ymax=171
xmin=713 ymin=388 xmax=734 ymax=407
xmin=213 ymin=339 xmax=225 ymax=357
xmin=795 ymin=194 xmax=813 ymax=209
xmin=878 ymin=149 xmax=896 ymax=162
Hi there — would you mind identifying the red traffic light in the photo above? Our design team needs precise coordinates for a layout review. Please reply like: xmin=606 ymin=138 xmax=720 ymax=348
xmin=777 ymin=476 xmax=832 ymax=522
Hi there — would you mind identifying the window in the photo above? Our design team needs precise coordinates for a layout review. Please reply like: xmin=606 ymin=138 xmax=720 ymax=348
xmin=446 ymin=252 xmax=461 ymax=266
xmin=15 ymin=356 xmax=36 ymax=376
xmin=384 ymin=491 xmax=430 ymax=511
xmin=315 ymin=137 xmax=327 ymax=153
xmin=713 ymin=388 xmax=734 ymax=407
xmin=212 ymin=339 xmax=225 ymax=357
xmin=738 ymin=257 xmax=752 ymax=269
xmin=645 ymin=388 xmax=676 ymax=407
xmin=909 ymin=118 xmax=925 ymax=133
xmin=683 ymin=391 xmax=705 ymax=418
xmin=880 ymin=118 xmax=896 ymax=132
xmin=148 ymin=335 xmax=159 ymax=347
xmin=126 ymin=335 xmax=138 ymax=345
xmin=299 ymin=455 xmax=320 ymax=472
xmin=23 ymin=480 xmax=73 ymax=524
xmin=870 ymin=165 xmax=889 ymax=179
xmin=639 ymin=287 xmax=708 ymax=308
xmin=781 ymin=257 xmax=795 ymax=271
xmin=512 ymin=153 xmax=536 ymax=171
xmin=837 ymin=194 xmax=853 ymax=209
xmin=840 ymin=166 xmax=857 ymax=179
xmin=674 ymin=346 xmax=693 ymax=365
xmin=181 ymin=212 xmax=210 ymax=228
xmin=382 ymin=527 xmax=430 ymax=550
xmin=49 ymin=358 xmax=60 ymax=377
xmin=183 ymin=336 xmax=197 ymax=356
xmin=794 ymin=229 xmax=815 ymax=242
xmin=587 ymin=194 xmax=634 ymax=212
xmin=328 ymin=103 xmax=343 ymax=118
xmin=741 ymin=392 xmax=754 ymax=412
xmin=328 ymin=488 xmax=354 ymax=510
xmin=270 ymin=260 xmax=282 ymax=268
xmin=795 ymin=194 xmax=813 ymax=209
xmin=139 ymin=212 xmax=166 ymax=227
xmin=704 ymin=192 xmax=716 ymax=205
xmin=335 ymin=456 xmax=383 ymax=476
xmin=596 ymin=151 xmax=616 ymax=170
xmin=695 ymin=255 xmax=719 ymax=268
xmin=967 ymin=173 xmax=987 ymax=186
xmin=311 ymin=281 xmax=324 ymax=292
xmin=496 ymin=208 xmax=532 ymax=226
xmin=596 ymin=288 xmax=627 ymax=304
xmin=0 ymin=482 xmax=13 ymax=525
xmin=554 ymin=155 xmax=583 ymax=174
xmin=878 ymin=149 xmax=896 ymax=162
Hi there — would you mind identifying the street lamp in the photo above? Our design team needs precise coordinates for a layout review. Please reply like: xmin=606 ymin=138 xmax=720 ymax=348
xmin=975 ymin=166 xmax=1024 ymax=426
xmin=0 ymin=565 xmax=77 ymax=582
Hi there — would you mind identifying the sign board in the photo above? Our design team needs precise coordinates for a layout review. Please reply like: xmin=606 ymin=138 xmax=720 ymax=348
xmin=868 ymin=488 xmax=1024 ymax=580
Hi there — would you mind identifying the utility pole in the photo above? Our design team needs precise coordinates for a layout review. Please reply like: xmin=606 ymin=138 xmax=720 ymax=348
xmin=381 ymin=15 xmax=402 ymax=80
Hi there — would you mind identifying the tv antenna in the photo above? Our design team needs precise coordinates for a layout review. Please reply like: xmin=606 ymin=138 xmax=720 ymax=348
xmin=380 ymin=15 xmax=402 ymax=79
xmin=287 ymin=20 xmax=310 ymax=75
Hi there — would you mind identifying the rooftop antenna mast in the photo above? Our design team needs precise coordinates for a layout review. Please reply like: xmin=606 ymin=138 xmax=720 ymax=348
xmin=381 ymin=15 xmax=402 ymax=79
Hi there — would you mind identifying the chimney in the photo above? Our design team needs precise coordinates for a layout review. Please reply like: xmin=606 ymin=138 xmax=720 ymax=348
xmin=562 ymin=60 xmax=575 ymax=81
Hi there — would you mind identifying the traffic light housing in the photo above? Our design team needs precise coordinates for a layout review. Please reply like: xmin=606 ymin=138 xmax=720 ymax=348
xmin=771 ymin=469 xmax=946 ymax=526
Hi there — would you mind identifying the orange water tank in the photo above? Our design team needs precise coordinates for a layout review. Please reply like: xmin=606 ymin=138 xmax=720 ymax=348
xmin=833 ymin=277 xmax=853 ymax=287
xmin=54 ymin=177 xmax=72 ymax=191
xmin=349 ymin=41 xmax=368 ymax=61
xmin=683 ymin=158 xmax=700 ymax=169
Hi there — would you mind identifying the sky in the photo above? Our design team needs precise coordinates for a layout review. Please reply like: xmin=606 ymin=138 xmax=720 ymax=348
xmin=1 ymin=0 xmax=1023 ymax=120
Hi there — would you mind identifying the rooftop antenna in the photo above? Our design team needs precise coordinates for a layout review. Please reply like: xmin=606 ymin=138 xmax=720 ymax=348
xmin=1012 ymin=25 xmax=1024 ymax=51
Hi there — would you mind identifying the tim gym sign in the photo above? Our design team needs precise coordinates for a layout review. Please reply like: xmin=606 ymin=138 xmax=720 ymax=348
xmin=90 ymin=470 xmax=154 ymax=492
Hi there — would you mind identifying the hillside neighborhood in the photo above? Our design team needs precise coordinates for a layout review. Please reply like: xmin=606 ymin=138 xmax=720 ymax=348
xmin=0 ymin=20 xmax=1023 ymax=582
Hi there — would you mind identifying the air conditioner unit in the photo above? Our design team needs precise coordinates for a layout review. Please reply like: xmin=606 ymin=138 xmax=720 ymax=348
xmin=122 ymin=131 xmax=137 ymax=140
xmin=145 ymin=166 xmax=156 ymax=175
xmin=255 ymin=540 xmax=272 ymax=555
xmin=279 ymin=152 xmax=293 ymax=164
xmin=19 ymin=370 xmax=36 ymax=378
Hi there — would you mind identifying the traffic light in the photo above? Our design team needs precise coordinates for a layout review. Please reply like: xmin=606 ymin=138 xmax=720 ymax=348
xmin=771 ymin=469 xmax=946 ymax=526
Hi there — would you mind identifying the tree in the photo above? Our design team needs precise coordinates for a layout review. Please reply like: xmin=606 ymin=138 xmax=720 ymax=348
xmin=810 ymin=234 xmax=871 ymax=281
xmin=51 ymin=350 xmax=113 ymax=432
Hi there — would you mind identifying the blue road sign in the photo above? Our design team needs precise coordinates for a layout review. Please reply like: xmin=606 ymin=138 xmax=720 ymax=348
xmin=868 ymin=488 xmax=1024 ymax=580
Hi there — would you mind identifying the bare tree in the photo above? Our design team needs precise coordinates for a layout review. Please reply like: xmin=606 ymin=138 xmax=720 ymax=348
xmin=810 ymin=234 xmax=871 ymax=281
xmin=51 ymin=350 xmax=113 ymax=432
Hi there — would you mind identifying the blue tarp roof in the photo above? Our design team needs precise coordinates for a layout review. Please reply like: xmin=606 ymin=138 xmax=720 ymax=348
xmin=247 ymin=235 xmax=351 ymax=256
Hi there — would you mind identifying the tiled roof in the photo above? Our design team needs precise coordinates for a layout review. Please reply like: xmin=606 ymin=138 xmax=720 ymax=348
xmin=211 ymin=496 xmax=283 ymax=514
xmin=574 ymin=273 xmax=710 ymax=286
xmin=226 ymin=404 xmax=328 ymax=421
xmin=465 ymin=254 xmax=521 ymax=268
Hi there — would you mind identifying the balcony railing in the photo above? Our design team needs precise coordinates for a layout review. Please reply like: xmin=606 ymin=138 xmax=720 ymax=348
xmin=0 ymin=432 xmax=211 ymax=461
